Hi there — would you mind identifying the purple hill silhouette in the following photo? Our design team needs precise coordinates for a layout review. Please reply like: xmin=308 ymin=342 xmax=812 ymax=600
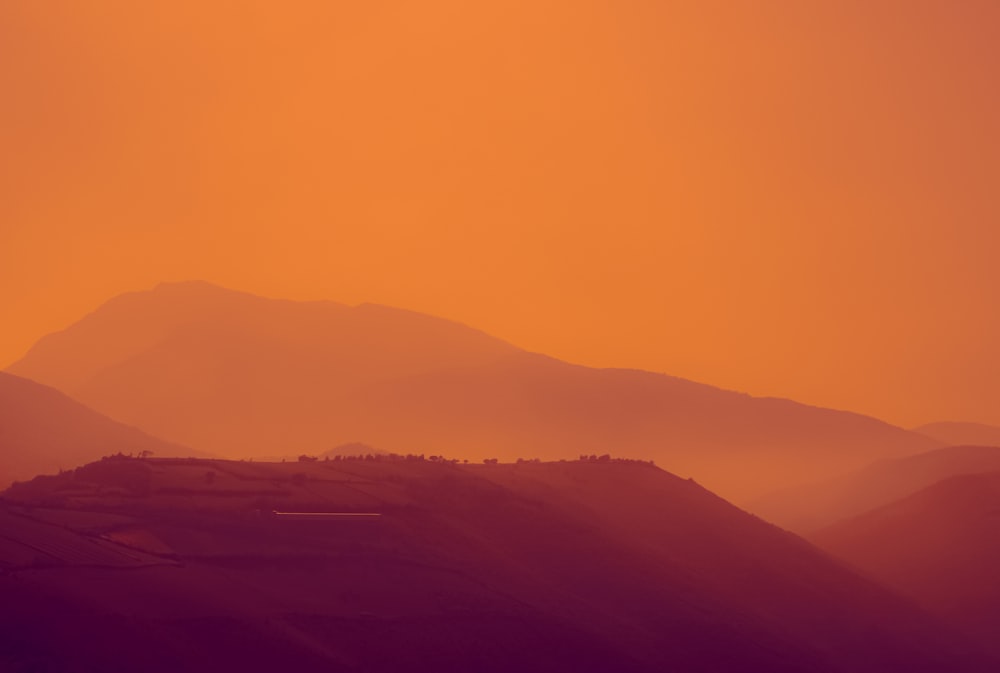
xmin=0 ymin=458 xmax=992 ymax=672
xmin=812 ymin=471 xmax=1000 ymax=657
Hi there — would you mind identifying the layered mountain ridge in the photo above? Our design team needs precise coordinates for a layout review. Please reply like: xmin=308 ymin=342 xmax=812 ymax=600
xmin=0 ymin=371 xmax=198 ymax=487
xmin=6 ymin=281 xmax=939 ymax=502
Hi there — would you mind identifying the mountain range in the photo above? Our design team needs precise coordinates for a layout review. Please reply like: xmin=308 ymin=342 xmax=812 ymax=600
xmin=750 ymin=444 xmax=1000 ymax=532
xmin=6 ymin=281 xmax=940 ymax=502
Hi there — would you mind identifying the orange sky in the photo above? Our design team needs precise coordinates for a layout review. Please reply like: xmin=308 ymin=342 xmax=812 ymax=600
xmin=2 ymin=1 xmax=998 ymax=428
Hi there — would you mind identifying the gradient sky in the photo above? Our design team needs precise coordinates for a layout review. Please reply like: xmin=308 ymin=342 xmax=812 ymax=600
xmin=2 ymin=1 xmax=998 ymax=427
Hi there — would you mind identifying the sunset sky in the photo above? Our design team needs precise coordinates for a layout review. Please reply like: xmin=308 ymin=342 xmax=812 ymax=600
xmin=2 ymin=1 xmax=998 ymax=427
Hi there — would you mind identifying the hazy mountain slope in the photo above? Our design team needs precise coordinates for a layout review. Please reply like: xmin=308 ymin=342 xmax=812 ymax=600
xmin=7 ymin=281 xmax=939 ymax=501
xmin=0 ymin=371 xmax=197 ymax=487
xmin=811 ymin=472 xmax=1000 ymax=656
xmin=0 ymin=458 xmax=990 ymax=673
xmin=914 ymin=421 xmax=1000 ymax=448
xmin=8 ymin=280 xmax=517 ymax=395
xmin=750 ymin=445 xmax=1000 ymax=532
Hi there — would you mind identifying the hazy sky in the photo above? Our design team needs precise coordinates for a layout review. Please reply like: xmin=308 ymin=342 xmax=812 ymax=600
xmin=2 ymin=1 xmax=998 ymax=427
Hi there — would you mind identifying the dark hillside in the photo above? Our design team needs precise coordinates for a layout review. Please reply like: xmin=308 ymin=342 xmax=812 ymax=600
xmin=0 ymin=456 xmax=990 ymax=673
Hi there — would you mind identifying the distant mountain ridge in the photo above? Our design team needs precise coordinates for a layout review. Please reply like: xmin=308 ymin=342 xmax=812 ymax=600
xmin=7 ymin=281 xmax=940 ymax=501
xmin=811 ymin=471 xmax=1000 ymax=658
xmin=0 ymin=371 xmax=198 ymax=486
xmin=915 ymin=421 xmax=1000 ymax=448
xmin=750 ymin=444 xmax=1000 ymax=532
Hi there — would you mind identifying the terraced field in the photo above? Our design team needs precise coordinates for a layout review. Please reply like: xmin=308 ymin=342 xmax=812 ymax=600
xmin=1 ymin=456 xmax=993 ymax=673
xmin=0 ymin=507 xmax=170 ymax=569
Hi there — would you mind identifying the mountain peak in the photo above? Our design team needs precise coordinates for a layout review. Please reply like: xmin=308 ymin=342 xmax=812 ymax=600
xmin=152 ymin=279 xmax=226 ymax=292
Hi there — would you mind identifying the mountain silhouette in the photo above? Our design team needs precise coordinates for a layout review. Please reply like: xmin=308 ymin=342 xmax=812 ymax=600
xmin=914 ymin=421 xmax=1000 ymax=448
xmin=811 ymin=471 xmax=1000 ymax=657
xmin=751 ymin=444 xmax=1000 ymax=532
xmin=0 ymin=371 xmax=198 ymax=487
xmin=7 ymin=281 xmax=939 ymax=501
xmin=0 ymin=457 xmax=991 ymax=673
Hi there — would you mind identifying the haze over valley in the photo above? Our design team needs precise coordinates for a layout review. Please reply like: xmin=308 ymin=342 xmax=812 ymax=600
xmin=4 ymin=283 xmax=1000 ymax=671
xmin=8 ymin=282 xmax=941 ymax=503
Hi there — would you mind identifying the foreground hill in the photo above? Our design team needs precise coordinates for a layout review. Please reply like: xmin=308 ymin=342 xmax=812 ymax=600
xmin=6 ymin=281 xmax=938 ymax=501
xmin=0 ymin=372 xmax=197 ymax=487
xmin=812 ymin=472 xmax=1000 ymax=657
xmin=0 ymin=457 xmax=990 ymax=673
xmin=750 ymin=445 xmax=1000 ymax=532
xmin=914 ymin=421 xmax=1000 ymax=448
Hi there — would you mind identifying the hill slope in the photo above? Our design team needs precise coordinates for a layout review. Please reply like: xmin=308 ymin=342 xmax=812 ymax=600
xmin=914 ymin=421 xmax=1000 ymax=448
xmin=7 ymin=281 xmax=939 ymax=501
xmin=0 ymin=371 xmax=197 ymax=487
xmin=811 ymin=472 xmax=1000 ymax=657
xmin=0 ymin=457 xmax=990 ymax=673
xmin=750 ymin=445 xmax=1000 ymax=532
